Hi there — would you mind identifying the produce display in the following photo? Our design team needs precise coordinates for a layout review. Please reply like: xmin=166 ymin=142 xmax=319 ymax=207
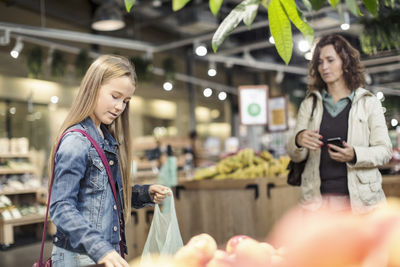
xmin=133 ymin=233 xmax=285 ymax=267
xmin=132 ymin=199 xmax=400 ymax=267
xmin=194 ymin=149 xmax=290 ymax=180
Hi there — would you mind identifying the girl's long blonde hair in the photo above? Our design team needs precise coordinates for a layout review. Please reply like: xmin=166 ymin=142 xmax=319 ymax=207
xmin=49 ymin=55 xmax=137 ymax=221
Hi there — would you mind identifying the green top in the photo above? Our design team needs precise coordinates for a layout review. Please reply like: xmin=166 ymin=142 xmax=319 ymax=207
xmin=321 ymin=89 xmax=355 ymax=117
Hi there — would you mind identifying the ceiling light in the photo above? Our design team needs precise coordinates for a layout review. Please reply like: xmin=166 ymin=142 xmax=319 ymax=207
xmin=305 ymin=51 xmax=313 ymax=60
xmin=275 ymin=71 xmax=285 ymax=84
xmin=9 ymin=107 xmax=16 ymax=115
xmin=92 ymin=4 xmax=125 ymax=31
xmin=269 ymin=36 xmax=275 ymax=44
xmin=340 ymin=11 xmax=350 ymax=31
xmin=195 ymin=43 xmax=207 ymax=57
xmin=298 ymin=39 xmax=310 ymax=52
xmin=163 ymin=81 xmax=173 ymax=91
xmin=218 ymin=91 xmax=227 ymax=101
xmin=203 ymin=88 xmax=212 ymax=97
xmin=391 ymin=119 xmax=399 ymax=127
xmin=208 ymin=62 xmax=217 ymax=77
xmin=50 ymin=96 xmax=59 ymax=104
xmin=10 ymin=38 xmax=24 ymax=59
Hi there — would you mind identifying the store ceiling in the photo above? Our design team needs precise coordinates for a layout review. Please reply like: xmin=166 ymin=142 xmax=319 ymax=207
xmin=0 ymin=0 xmax=400 ymax=96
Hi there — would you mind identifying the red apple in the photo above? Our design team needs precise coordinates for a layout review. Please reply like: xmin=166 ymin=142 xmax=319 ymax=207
xmin=225 ymin=235 xmax=251 ymax=254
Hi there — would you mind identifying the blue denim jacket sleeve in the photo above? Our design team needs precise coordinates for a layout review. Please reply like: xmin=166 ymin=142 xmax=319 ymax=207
xmin=49 ymin=133 xmax=114 ymax=262
xmin=132 ymin=184 xmax=154 ymax=208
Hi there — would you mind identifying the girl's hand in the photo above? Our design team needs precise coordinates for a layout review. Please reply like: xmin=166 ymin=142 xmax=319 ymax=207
xmin=149 ymin=184 xmax=171 ymax=204
xmin=98 ymin=250 xmax=129 ymax=267
xmin=297 ymin=130 xmax=323 ymax=151
xmin=328 ymin=141 xmax=355 ymax=163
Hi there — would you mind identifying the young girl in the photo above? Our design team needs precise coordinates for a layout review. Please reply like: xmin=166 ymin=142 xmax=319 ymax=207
xmin=49 ymin=55 xmax=170 ymax=267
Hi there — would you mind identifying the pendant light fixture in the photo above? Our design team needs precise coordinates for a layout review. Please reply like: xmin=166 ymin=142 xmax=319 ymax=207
xmin=92 ymin=3 xmax=125 ymax=31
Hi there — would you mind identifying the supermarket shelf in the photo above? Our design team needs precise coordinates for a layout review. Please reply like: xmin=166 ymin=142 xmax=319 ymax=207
xmin=0 ymin=213 xmax=45 ymax=226
xmin=0 ymin=188 xmax=40 ymax=195
xmin=0 ymin=213 xmax=45 ymax=245
xmin=0 ymin=168 xmax=36 ymax=175
xmin=0 ymin=153 xmax=30 ymax=158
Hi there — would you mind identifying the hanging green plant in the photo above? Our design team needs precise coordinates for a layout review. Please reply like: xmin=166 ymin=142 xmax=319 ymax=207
xmin=26 ymin=46 xmax=43 ymax=79
xmin=360 ymin=6 xmax=400 ymax=55
xmin=130 ymin=56 xmax=153 ymax=82
xmin=75 ymin=50 xmax=90 ymax=78
xmin=162 ymin=57 xmax=176 ymax=82
xmin=51 ymin=49 xmax=66 ymax=78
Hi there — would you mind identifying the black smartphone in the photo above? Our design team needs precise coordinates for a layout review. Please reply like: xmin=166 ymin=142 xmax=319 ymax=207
xmin=327 ymin=137 xmax=344 ymax=149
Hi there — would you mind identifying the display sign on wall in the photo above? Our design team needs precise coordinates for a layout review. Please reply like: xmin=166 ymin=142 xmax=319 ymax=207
xmin=238 ymin=85 xmax=268 ymax=125
xmin=268 ymin=95 xmax=289 ymax=132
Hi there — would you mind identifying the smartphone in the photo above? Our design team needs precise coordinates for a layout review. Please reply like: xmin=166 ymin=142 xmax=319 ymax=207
xmin=327 ymin=137 xmax=344 ymax=149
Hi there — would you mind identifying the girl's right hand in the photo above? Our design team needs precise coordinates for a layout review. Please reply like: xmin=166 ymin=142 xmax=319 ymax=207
xmin=98 ymin=250 xmax=129 ymax=267
xmin=296 ymin=130 xmax=323 ymax=151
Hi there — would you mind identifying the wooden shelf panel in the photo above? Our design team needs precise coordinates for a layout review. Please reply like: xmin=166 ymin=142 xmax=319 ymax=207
xmin=0 ymin=188 xmax=40 ymax=195
xmin=0 ymin=153 xmax=30 ymax=158
xmin=0 ymin=168 xmax=35 ymax=175
xmin=0 ymin=213 xmax=45 ymax=226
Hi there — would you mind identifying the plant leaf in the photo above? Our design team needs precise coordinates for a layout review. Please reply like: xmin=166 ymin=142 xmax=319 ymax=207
xmin=328 ymin=0 xmax=340 ymax=9
xmin=311 ymin=0 xmax=325 ymax=10
xmin=268 ymin=0 xmax=292 ymax=64
xmin=124 ymin=0 xmax=136 ymax=12
xmin=212 ymin=0 xmax=258 ymax=52
xmin=210 ymin=0 xmax=224 ymax=16
xmin=279 ymin=0 xmax=314 ymax=45
xmin=243 ymin=1 xmax=260 ymax=27
xmin=345 ymin=0 xmax=363 ymax=16
xmin=173 ymin=0 xmax=191 ymax=11
xmin=362 ymin=0 xmax=377 ymax=17
xmin=261 ymin=0 xmax=272 ymax=9
xmin=301 ymin=0 xmax=313 ymax=12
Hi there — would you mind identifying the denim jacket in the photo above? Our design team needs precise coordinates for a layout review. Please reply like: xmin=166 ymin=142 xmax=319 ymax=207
xmin=49 ymin=117 xmax=153 ymax=262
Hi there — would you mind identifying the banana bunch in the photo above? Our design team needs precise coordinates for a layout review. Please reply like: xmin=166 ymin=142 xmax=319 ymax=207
xmin=193 ymin=148 xmax=291 ymax=180
xmin=193 ymin=166 xmax=218 ymax=180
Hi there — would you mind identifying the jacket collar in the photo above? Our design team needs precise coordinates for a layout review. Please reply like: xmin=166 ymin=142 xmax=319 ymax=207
xmin=353 ymin=87 xmax=373 ymax=103
xmin=307 ymin=87 xmax=372 ymax=103
xmin=79 ymin=117 xmax=119 ymax=152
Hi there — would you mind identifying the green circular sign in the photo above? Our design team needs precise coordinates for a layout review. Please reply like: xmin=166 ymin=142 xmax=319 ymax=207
xmin=247 ymin=103 xmax=261 ymax=117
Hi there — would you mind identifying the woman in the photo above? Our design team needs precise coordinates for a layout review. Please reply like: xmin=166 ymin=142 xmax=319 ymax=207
xmin=287 ymin=34 xmax=392 ymax=213
xmin=49 ymin=55 xmax=170 ymax=267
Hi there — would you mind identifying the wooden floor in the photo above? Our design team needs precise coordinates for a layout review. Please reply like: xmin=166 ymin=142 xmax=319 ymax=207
xmin=0 ymin=240 xmax=52 ymax=266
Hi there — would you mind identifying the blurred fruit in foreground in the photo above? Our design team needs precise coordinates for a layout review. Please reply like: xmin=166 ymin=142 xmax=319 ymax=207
xmin=267 ymin=199 xmax=400 ymax=267
xmin=174 ymin=233 xmax=217 ymax=267
xmin=225 ymin=235 xmax=251 ymax=254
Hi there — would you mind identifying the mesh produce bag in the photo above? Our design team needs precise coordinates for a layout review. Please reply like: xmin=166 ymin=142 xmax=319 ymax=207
xmin=141 ymin=191 xmax=183 ymax=264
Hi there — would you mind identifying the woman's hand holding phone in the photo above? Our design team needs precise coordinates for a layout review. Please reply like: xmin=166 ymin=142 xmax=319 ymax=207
xmin=328 ymin=140 xmax=355 ymax=163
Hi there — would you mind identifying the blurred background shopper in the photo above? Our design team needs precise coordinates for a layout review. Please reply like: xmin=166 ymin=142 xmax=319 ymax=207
xmin=49 ymin=55 xmax=170 ymax=267
xmin=287 ymin=34 xmax=392 ymax=213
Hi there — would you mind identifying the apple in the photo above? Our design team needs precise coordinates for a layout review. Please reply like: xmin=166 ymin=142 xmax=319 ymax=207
xmin=234 ymin=238 xmax=273 ymax=267
xmin=225 ymin=235 xmax=251 ymax=254
xmin=206 ymin=250 xmax=236 ymax=267
xmin=174 ymin=233 xmax=217 ymax=267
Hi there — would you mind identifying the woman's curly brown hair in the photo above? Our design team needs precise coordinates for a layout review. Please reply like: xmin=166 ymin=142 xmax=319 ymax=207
xmin=309 ymin=34 xmax=365 ymax=92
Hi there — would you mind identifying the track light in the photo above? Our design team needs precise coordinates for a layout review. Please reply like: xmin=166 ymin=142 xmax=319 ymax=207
xmin=203 ymin=88 xmax=212 ymax=97
xmin=218 ymin=92 xmax=227 ymax=101
xmin=208 ymin=62 xmax=217 ymax=77
xmin=340 ymin=11 xmax=350 ymax=31
xmin=10 ymin=38 xmax=24 ymax=59
xmin=194 ymin=42 xmax=207 ymax=57
xmin=163 ymin=81 xmax=173 ymax=91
